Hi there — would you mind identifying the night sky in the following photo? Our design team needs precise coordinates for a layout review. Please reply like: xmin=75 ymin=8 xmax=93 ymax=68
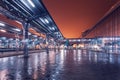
xmin=43 ymin=0 xmax=119 ymax=38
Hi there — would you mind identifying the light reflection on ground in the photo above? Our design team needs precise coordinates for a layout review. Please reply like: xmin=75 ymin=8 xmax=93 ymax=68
xmin=0 ymin=49 xmax=120 ymax=80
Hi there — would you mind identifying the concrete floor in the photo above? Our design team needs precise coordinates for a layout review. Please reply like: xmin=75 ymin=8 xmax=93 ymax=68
xmin=0 ymin=49 xmax=120 ymax=80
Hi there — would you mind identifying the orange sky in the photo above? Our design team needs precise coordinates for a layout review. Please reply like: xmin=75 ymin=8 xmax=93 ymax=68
xmin=43 ymin=0 xmax=119 ymax=38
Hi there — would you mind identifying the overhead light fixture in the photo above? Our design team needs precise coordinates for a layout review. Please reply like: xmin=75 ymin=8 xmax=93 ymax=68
xmin=14 ymin=28 xmax=21 ymax=32
xmin=40 ymin=18 xmax=45 ymax=23
xmin=0 ymin=29 xmax=6 ymax=32
xmin=52 ymin=27 xmax=55 ymax=30
xmin=49 ymin=27 xmax=55 ymax=30
xmin=0 ymin=23 xmax=5 ymax=26
xmin=44 ymin=19 xmax=49 ymax=23
xmin=28 ymin=0 xmax=35 ymax=7
xmin=15 ymin=21 xmax=22 ymax=24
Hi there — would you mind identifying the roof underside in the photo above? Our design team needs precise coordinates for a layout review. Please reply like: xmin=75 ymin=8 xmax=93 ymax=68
xmin=0 ymin=0 xmax=63 ymax=39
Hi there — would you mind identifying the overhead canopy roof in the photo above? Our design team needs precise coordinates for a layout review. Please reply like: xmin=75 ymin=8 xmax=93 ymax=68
xmin=43 ymin=0 xmax=120 ymax=38
xmin=0 ymin=0 xmax=63 ymax=39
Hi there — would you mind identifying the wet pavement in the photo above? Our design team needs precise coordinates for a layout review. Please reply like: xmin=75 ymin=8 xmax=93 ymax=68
xmin=0 ymin=49 xmax=120 ymax=80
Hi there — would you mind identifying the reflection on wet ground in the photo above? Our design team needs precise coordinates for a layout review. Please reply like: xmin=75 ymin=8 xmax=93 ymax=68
xmin=0 ymin=49 xmax=120 ymax=80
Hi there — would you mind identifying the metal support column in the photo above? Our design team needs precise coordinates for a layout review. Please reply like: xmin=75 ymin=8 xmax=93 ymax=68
xmin=46 ymin=34 xmax=49 ymax=54
xmin=23 ymin=22 xmax=29 ymax=57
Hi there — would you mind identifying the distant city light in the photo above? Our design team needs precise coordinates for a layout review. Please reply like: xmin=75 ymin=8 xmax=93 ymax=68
xmin=0 ymin=23 xmax=5 ymax=26
xmin=78 ymin=39 xmax=81 ymax=41
xmin=33 ymin=35 xmax=37 ymax=37
xmin=9 ymin=38 xmax=13 ymax=40
xmin=73 ymin=39 xmax=76 ymax=42
xmin=28 ymin=32 xmax=31 ymax=35
xmin=1 ymin=37 xmax=6 ymax=40
xmin=28 ymin=0 xmax=35 ymax=7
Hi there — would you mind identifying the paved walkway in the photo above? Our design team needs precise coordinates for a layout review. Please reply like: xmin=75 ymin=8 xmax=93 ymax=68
xmin=0 ymin=49 xmax=120 ymax=80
